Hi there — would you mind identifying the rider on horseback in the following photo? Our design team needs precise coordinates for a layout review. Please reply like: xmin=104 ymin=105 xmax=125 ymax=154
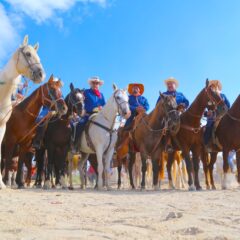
xmin=203 ymin=80 xmax=230 ymax=148
xmin=124 ymin=83 xmax=149 ymax=128
xmin=72 ymin=76 xmax=105 ymax=152
xmin=156 ymin=77 xmax=189 ymax=111
xmin=156 ymin=77 xmax=189 ymax=151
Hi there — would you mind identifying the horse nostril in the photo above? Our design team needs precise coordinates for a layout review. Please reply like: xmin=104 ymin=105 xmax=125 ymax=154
xmin=39 ymin=71 xmax=42 ymax=78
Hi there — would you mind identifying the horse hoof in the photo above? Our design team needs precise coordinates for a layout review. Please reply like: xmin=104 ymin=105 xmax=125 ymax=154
xmin=206 ymin=185 xmax=210 ymax=190
xmin=18 ymin=185 xmax=25 ymax=189
xmin=68 ymin=186 xmax=74 ymax=190
xmin=212 ymin=186 xmax=216 ymax=190
xmin=36 ymin=184 xmax=42 ymax=189
xmin=80 ymin=185 xmax=86 ymax=190
xmin=153 ymin=185 xmax=160 ymax=191
xmin=196 ymin=186 xmax=202 ymax=191
xmin=117 ymin=185 xmax=121 ymax=190
xmin=107 ymin=186 xmax=112 ymax=191
xmin=43 ymin=181 xmax=51 ymax=190
xmin=188 ymin=185 xmax=196 ymax=191
xmin=0 ymin=182 xmax=6 ymax=189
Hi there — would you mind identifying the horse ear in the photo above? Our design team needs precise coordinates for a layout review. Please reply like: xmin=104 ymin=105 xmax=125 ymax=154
xmin=33 ymin=42 xmax=39 ymax=52
xmin=48 ymin=74 xmax=54 ymax=83
xmin=22 ymin=35 xmax=29 ymax=46
xmin=113 ymin=83 xmax=118 ymax=91
xmin=70 ymin=83 xmax=74 ymax=92
xmin=206 ymin=78 xmax=209 ymax=87
xmin=160 ymin=92 xmax=165 ymax=99
xmin=57 ymin=79 xmax=63 ymax=88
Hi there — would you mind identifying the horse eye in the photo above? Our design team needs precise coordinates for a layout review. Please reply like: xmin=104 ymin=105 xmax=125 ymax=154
xmin=26 ymin=52 xmax=31 ymax=57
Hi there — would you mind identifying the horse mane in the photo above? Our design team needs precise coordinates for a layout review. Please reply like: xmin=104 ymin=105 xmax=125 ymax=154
xmin=228 ymin=94 xmax=240 ymax=114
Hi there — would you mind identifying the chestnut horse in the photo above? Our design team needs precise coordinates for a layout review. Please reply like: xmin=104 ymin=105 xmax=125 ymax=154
xmin=34 ymin=83 xmax=85 ymax=189
xmin=3 ymin=75 xmax=67 ymax=188
xmin=206 ymin=95 xmax=240 ymax=189
xmin=127 ymin=93 xmax=180 ymax=190
xmin=167 ymin=80 xmax=228 ymax=190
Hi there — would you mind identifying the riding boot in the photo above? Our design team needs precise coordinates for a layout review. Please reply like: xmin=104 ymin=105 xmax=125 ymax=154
xmin=32 ymin=125 xmax=46 ymax=150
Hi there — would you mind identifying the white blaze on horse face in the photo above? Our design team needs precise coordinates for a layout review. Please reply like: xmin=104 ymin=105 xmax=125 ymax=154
xmin=115 ymin=90 xmax=131 ymax=119
xmin=15 ymin=44 xmax=45 ymax=84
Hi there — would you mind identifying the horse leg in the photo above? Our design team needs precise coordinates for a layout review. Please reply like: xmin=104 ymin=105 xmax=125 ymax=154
xmin=140 ymin=154 xmax=147 ymax=190
xmin=35 ymin=148 xmax=45 ymax=188
xmin=78 ymin=153 xmax=89 ymax=189
xmin=3 ymin=143 xmax=16 ymax=187
xmin=95 ymin=148 xmax=105 ymax=190
xmin=208 ymin=152 xmax=217 ymax=190
xmin=68 ymin=152 xmax=74 ymax=190
xmin=25 ymin=152 xmax=33 ymax=187
xmin=103 ymin=148 xmax=115 ymax=190
xmin=0 ymin=125 xmax=6 ymax=189
xmin=152 ymin=158 xmax=160 ymax=190
xmin=117 ymin=165 xmax=122 ymax=189
xmin=167 ymin=151 xmax=175 ymax=189
xmin=128 ymin=151 xmax=136 ymax=189
xmin=236 ymin=151 xmax=240 ymax=184
xmin=222 ymin=149 xmax=230 ymax=189
xmin=16 ymin=150 xmax=26 ymax=189
xmin=183 ymin=152 xmax=195 ymax=191
xmin=44 ymin=145 xmax=54 ymax=190
xmin=201 ymin=148 xmax=210 ymax=190
xmin=192 ymin=148 xmax=202 ymax=190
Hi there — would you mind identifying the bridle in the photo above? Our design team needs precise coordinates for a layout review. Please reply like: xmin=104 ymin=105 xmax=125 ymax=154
xmin=68 ymin=90 xmax=85 ymax=115
xmin=205 ymin=86 xmax=223 ymax=109
xmin=41 ymin=84 xmax=64 ymax=110
xmin=16 ymin=47 xmax=41 ymax=79
xmin=113 ymin=90 xmax=129 ymax=117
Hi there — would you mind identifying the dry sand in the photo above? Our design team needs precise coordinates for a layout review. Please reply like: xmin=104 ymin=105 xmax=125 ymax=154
xmin=0 ymin=179 xmax=240 ymax=240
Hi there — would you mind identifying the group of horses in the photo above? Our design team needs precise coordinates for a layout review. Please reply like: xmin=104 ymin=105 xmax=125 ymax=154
xmin=0 ymin=35 xmax=239 ymax=191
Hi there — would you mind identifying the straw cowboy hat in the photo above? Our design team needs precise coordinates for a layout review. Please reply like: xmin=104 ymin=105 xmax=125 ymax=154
xmin=88 ymin=76 xmax=104 ymax=86
xmin=208 ymin=80 xmax=222 ymax=91
xmin=164 ymin=77 xmax=179 ymax=88
xmin=128 ymin=83 xmax=144 ymax=95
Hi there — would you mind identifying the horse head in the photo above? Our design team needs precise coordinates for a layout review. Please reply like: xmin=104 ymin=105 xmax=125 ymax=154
xmin=14 ymin=35 xmax=45 ymax=83
xmin=113 ymin=84 xmax=131 ymax=119
xmin=67 ymin=83 xmax=85 ymax=117
xmin=159 ymin=92 xmax=180 ymax=135
xmin=205 ymin=79 xmax=228 ymax=117
xmin=41 ymin=74 xmax=68 ymax=116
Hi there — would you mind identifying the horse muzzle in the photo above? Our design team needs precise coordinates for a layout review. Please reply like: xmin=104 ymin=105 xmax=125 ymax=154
xmin=32 ymin=65 xmax=45 ymax=84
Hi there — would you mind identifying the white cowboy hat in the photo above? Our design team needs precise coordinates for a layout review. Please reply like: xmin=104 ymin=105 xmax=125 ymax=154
xmin=88 ymin=76 xmax=104 ymax=86
xmin=164 ymin=77 xmax=179 ymax=88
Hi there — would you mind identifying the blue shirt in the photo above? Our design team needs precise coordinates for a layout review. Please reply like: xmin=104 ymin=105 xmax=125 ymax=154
xmin=128 ymin=95 xmax=149 ymax=114
xmin=156 ymin=91 xmax=189 ymax=108
xmin=220 ymin=93 xmax=230 ymax=109
xmin=36 ymin=106 xmax=50 ymax=122
xmin=84 ymin=89 xmax=106 ymax=114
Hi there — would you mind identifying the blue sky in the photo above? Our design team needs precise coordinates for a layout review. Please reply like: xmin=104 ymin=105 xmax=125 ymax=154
xmin=1 ymin=0 xmax=240 ymax=110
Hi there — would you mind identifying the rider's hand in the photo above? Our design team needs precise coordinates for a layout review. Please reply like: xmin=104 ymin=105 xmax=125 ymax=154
xmin=136 ymin=106 xmax=145 ymax=113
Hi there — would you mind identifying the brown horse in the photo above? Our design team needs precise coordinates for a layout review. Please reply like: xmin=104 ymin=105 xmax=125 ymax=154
xmin=126 ymin=93 xmax=180 ymax=190
xmin=167 ymin=79 xmax=228 ymax=190
xmin=206 ymin=95 xmax=240 ymax=189
xmin=3 ymin=75 xmax=67 ymax=188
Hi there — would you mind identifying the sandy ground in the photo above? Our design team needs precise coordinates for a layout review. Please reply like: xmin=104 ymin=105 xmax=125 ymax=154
xmin=0 ymin=176 xmax=240 ymax=240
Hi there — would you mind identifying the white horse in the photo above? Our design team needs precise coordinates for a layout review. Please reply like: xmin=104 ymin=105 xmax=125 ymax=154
xmin=70 ymin=84 xmax=131 ymax=190
xmin=0 ymin=35 xmax=45 ymax=189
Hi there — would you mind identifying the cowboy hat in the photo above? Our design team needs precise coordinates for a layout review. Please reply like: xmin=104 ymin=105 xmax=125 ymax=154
xmin=208 ymin=80 xmax=222 ymax=91
xmin=88 ymin=76 xmax=104 ymax=86
xmin=128 ymin=83 xmax=144 ymax=95
xmin=164 ymin=77 xmax=179 ymax=88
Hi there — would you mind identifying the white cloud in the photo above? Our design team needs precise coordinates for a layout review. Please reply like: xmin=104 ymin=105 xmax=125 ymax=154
xmin=0 ymin=0 xmax=107 ymax=65
xmin=4 ymin=0 xmax=107 ymax=23
xmin=0 ymin=3 xmax=19 ymax=65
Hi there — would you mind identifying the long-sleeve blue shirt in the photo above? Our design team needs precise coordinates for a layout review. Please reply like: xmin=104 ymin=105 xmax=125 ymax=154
xmin=128 ymin=95 xmax=149 ymax=114
xmin=84 ymin=89 xmax=106 ymax=114
xmin=156 ymin=91 xmax=189 ymax=108
xmin=220 ymin=93 xmax=230 ymax=109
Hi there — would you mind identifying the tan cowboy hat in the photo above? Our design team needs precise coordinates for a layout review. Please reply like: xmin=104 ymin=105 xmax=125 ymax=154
xmin=88 ymin=76 xmax=104 ymax=86
xmin=208 ymin=80 xmax=222 ymax=91
xmin=164 ymin=77 xmax=179 ymax=88
xmin=128 ymin=83 xmax=144 ymax=95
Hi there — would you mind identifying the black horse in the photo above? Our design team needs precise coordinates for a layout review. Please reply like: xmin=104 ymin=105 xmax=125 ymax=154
xmin=34 ymin=83 xmax=85 ymax=188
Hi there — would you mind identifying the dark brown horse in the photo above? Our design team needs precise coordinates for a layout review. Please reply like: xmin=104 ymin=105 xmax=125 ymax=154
xmin=123 ymin=93 xmax=180 ymax=190
xmin=34 ymin=83 xmax=85 ymax=189
xmin=167 ymin=80 xmax=228 ymax=190
xmin=3 ymin=75 xmax=67 ymax=188
xmin=205 ymin=95 xmax=240 ymax=189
